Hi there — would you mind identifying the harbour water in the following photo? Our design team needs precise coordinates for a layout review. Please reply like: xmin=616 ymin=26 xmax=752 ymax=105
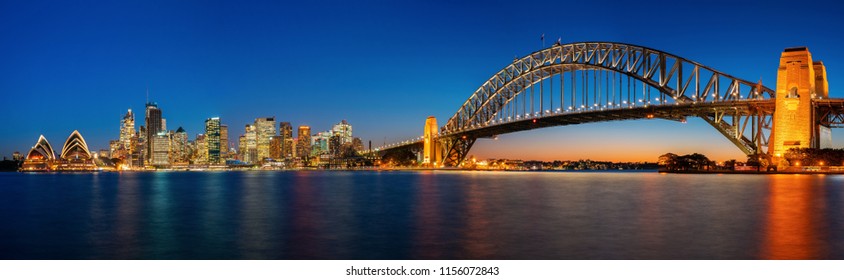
xmin=1 ymin=171 xmax=842 ymax=259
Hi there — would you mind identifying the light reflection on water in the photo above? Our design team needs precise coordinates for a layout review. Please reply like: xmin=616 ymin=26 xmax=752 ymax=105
xmin=0 ymin=171 xmax=842 ymax=259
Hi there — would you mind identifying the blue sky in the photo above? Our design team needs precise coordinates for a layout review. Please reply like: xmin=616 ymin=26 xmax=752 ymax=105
xmin=1 ymin=0 xmax=843 ymax=161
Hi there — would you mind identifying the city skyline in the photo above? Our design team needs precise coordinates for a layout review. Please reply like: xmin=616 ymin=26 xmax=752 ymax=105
xmin=3 ymin=1 xmax=844 ymax=162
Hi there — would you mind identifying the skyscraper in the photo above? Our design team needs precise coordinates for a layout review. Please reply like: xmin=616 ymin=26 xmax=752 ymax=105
xmin=144 ymin=103 xmax=162 ymax=166
xmin=270 ymin=136 xmax=282 ymax=160
xmin=120 ymin=108 xmax=135 ymax=165
xmin=195 ymin=134 xmax=207 ymax=164
xmin=172 ymin=127 xmax=188 ymax=164
xmin=244 ymin=125 xmax=257 ymax=164
xmin=332 ymin=120 xmax=353 ymax=145
xmin=205 ymin=117 xmax=221 ymax=164
xmin=254 ymin=117 xmax=276 ymax=161
xmin=220 ymin=124 xmax=228 ymax=160
xmin=297 ymin=126 xmax=311 ymax=162
xmin=279 ymin=122 xmax=293 ymax=159
xmin=151 ymin=131 xmax=170 ymax=167
xmin=238 ymin=135 xmax=247 ymax=162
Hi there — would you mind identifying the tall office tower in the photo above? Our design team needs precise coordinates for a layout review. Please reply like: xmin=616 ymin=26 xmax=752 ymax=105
xmin=120 ymin=108 xmax=135 ymax=165
xmin=279 ymin=122 xmax=293 ymax=159
xmin=270 ymin=136 xmax=282 ymax=159
xmin=151 ymin=131 xmax=170 ymax=167
xmin=245 ymin=125 xmax=257 ymax=164
xmin=205 ymin=117 xmax=221 ymax=164
xmin=172 ymin=127 xmax=188 ymax=163
xmin=297 ymin=126 xmax=311 ymax=161
xmin=220 ymin=124 xmax=228 ymax=160
xmin=144 ymin=103 xmax=162 ymax=165
xmin=138 ymin=125 xmax=147 ymax=166
xmin=195 ymin=134 xmax=207 ymax=164
xmin=332 ymin=120 xmax=353 ymax=145
xmin=238 ymin=135 xmax=247 ymax=161
xmin=254 ymin=117 xmax=276 ymax=161
xmin=313 ymin=131 xmax=332 ymax=156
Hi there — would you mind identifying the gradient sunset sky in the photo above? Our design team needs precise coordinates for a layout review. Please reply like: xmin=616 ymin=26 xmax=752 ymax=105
xmin=2 ymin=0 xmax=843 ymax=162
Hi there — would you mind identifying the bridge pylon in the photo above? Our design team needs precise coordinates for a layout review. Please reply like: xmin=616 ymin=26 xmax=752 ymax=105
xmin=423 ymin=116 xmax=441 ymax=167
xmin=771 ymin=47 xmax=830 ymax=166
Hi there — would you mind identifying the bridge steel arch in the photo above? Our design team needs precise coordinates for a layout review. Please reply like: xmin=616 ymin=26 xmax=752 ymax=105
xmin=439 ymin=42 xmax=777 ymax=166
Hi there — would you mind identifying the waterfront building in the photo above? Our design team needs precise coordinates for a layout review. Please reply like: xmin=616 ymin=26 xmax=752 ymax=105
xmin=238 ymin=135 xmax=247 ymax=162
xmin=279 ymin=122 xmax=293 ymax=160
xmin=245 ymin=124 xmax=257 ymax=164
xmin=297 ymin=126 xmax=311 ymax=162
xmin=172 ymin=127 xmax=189 ymax=164
xmin=195 ymin=134 xmax=207 ymax=164
xmin=12 ymin=151 xmax=23 ymax=161
xmin=270 ymin=136 xmax=282 ymax=159
xmin=120 ymin=108 xmax=135 ymax=166
xmin=220 ymin=124 xmax=228 ymax=160
xmin=206 ymin=117 xmax=221 ymax=164
xmin=332 ymin=120 xmax=353 ymax=145
xmin=312 ymin=131 xmax=332 ymax=156
xmin=151 ymin=131 xmax=170 ymax=167
xmin=56 ymin=130 xmax=95 ymax=171
xmin=144 ymin=103 xmax=162 ymax=166
xmin=108 ymin=140 xmax=120 ymax=159
xmin=254 ymin=117 xmax=276 ymax=162
xmin=20 ymin=135 xmax=56 ymax=171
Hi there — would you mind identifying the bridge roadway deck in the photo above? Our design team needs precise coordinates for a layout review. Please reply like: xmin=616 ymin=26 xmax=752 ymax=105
xmin=442 ymin=100 xmax=775 ymax=140
xmin=377 ymin=98 xmax=844 ymax=153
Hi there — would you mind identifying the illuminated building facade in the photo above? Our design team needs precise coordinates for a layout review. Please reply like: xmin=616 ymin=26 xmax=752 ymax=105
xmin=220 ymin=124 xmax=228 ymax=160
xmin=195 ymin=134 xmax=207 ymax=164
xmin=205 ymin=117 xmax=221 ymax=164
xmin=332 ymin=120 xmax=353 ymax=145
xmin=279 ymin=122 xmax=293 ymax=160
xmin=172 ymin=127 xmax=189 ymax=164
xmin=255 ymin=117 xmax=276 ymax=162
xmin=270 ymin=136 xmax=282 ymax=159
xmin=243 ymin=125 xmax=257 ymax=164
xmin=151 ymin=131 xmax=170 ymax=167
xmin=297 ymin=126 xmax=311 ymax=162
xmin=144 ymin=103 xmax=162 ymax=166
xmin=120 ymin=108 xmax=136 ymax=166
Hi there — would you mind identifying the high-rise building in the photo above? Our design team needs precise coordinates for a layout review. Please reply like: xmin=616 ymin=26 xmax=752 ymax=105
xmin=120 ymin=108 xmax=135 ymax=165
xmin=205 ymin=117 xmax=221 ymax=164
xmin=220 ymin=124 xmax=228 ymax=160
xmin=172 ymin=127 xmax=188 ymax=164
xmin=297 ymin=126 xmax=311 ymax=161
xmin=244 ymin=125 xmax=257 ymax=164
xmin=238 ymin=135 xmax=247 ymax=162
xmin=144 ymin=103 xmax=162 ymax=166
xmin=270 ymin=136 xmax=282 ymax=160
xmin=195 ymin=134 xmax=207 ymax=164
xmin=279 ymin=122 xmax=293 ymax=159
xmin=352 ymin=137 xmax=364 ymax=152
xmin=151 ymin=131 xmax=170 ymax=167
xmin=332 ymin=120 xmax=353 ymax=145
xmin=312 ymin=131 xmax=332 ymax=156
xmin=254 ymin=117 xmax=276 ymax=161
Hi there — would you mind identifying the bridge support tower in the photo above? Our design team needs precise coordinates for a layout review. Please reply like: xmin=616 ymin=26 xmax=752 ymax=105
xmin=423 ymin=116 xmax=441 ymax=167
xmin=771 ymin=47 xmax=830 ymax=166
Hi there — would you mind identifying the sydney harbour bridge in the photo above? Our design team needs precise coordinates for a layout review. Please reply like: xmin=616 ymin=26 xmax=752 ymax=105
xmin=372 ymin=42 xmax=844 ymax=167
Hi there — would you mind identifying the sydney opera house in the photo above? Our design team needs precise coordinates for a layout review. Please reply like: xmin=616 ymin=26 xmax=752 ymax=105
xmin=20 ymin=130 xmax=96 ymax=171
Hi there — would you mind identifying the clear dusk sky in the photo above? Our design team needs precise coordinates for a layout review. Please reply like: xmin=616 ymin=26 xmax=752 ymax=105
xmin=2 ymin=0 xmax=843 ymax=162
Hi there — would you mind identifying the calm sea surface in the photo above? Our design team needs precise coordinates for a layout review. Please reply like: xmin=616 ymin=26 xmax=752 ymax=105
xmin=1 ymin=171 xmax=842 ymax=259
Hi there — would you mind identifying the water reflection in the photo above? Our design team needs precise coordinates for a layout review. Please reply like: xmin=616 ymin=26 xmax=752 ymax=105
xmin=760 ymin=175 xmax=827 ymax=259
